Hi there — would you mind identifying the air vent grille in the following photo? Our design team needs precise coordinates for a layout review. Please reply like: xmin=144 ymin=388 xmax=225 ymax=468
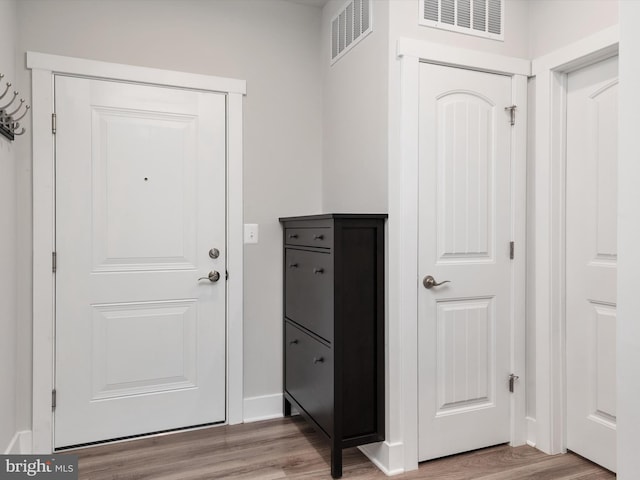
xmin=331 ymin=0 xmax=373 ymax=64
xmin=420 ymin=0 xmax=504 ymax=40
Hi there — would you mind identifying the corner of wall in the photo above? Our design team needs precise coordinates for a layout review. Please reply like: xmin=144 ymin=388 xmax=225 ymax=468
xmin=3 ymin=431 xmax=32 ymax=455
xmin=0 ymin=0 xmax=19 ymax=456
xmin=320 ymin=0 xmax=390 ymax=213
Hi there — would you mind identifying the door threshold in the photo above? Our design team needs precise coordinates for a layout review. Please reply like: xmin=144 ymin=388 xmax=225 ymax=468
xmin=55 ymin=421 xmax=226 ymax=452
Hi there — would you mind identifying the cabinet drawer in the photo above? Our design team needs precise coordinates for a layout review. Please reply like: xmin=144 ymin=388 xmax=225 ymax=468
xmin=285 ymin=249 xmax=333 ymax=342
xmin=285 ymin=228 xmax=333 ymax=249
xmin=285 ymin=322 xmax=333 ymax=437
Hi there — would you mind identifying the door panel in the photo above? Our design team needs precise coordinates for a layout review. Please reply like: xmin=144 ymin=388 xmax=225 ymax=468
xmin=54 ymin=76 xmax=227 ymax=448
xmin=418 ymin=63 xmax=512 ymax=461
xmin=91 ymin=107 xmax=198 ymax=271
xmin=436 ymin=297 xmax=494 ymax=412
xmin=566 ymin=56 xmax=618 ymax=472
xmin=90 ymin=300 xmax=198 ymax=400
xmin=437 ymin=92 xmax=493 ymax=261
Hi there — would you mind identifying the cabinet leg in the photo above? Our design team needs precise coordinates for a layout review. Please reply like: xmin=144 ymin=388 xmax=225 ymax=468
xmin=283 ymin=397 xmax=292 ymax=417
xmin=330 ymin=446 xmax=343 ymax=479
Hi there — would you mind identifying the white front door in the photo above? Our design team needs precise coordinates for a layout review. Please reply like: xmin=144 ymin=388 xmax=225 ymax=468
xmin=418 ymin=63 xmax=513 ymax=461
xmin=566 ymin=56 xmax=618 ymax=472
xmin=54 ymin=76 xmax=227 ymax=448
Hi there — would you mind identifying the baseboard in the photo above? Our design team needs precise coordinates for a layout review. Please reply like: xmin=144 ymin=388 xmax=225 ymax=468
xmin=526 ymin=416 xmax=537 ymax=448
xmin=243 ymin=393 xmax=283 ymax=423
xmin=4 ymin=431 xmax=32 ymax=455
xmin=359 ymin=441 xmax=405 ymax=476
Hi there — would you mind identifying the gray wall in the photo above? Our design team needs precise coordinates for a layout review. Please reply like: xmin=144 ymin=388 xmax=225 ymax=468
xmin=0 ymin=0 xmax=17 ymax=454
xmin=321 ymin=0 xmax=389 ymax=213
xmin=13 ymin=0 xmax=324 ymax=431
xmin=528 ymin=0 xmax=618 ymax=58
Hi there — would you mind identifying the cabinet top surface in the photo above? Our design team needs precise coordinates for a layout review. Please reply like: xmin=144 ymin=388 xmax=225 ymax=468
xmin=279 ymin=213 xmax=388 ymax=223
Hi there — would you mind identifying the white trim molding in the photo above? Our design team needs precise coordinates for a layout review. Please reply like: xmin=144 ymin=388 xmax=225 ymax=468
xmin=359 ymin=441 xmax=406 ymax=476
xmin=27 ymin=51 xmax=245 ymax=453
xmin=529 ymin=25 xmax=619 ymax=455
xmin=226 ymin=91 xmax=245 ymax=426
xmin=526 ymin=417 xmax=537 ymax=448
xmin=26 ymin=52 xmax=246 ymax=94
xmin=510 ymin=73 xmax=529 ymax=447
xmin=397 ymin=38 xmax=530 ymax=76
xmin=384 ymin=37 xmax=529 ymax=474
xmin=242 ymin=394 xmax=283 ymax=423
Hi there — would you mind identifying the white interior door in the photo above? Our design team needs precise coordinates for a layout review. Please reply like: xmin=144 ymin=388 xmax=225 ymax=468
xmin=566 ymin=56 xmax=618 ymax=472
xmin=54 ymin=76 xmax=227 ymax=448
xmin=418 ymin=63 xmax=513 ymax=461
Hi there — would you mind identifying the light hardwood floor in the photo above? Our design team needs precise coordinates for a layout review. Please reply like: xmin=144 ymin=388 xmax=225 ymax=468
xmin=65 ymin=417 xmax=615 ymax=479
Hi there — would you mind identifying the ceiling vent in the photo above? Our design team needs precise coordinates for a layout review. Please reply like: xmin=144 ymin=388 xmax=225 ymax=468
xmin=331 ymin=0 xmax=373 ymax=65
xmin=420 ymin=0 xmax=504 ymax=41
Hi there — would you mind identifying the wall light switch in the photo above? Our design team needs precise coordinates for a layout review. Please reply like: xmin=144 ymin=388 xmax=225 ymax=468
xmin=244 ymin=223 xmax=259 ymax=244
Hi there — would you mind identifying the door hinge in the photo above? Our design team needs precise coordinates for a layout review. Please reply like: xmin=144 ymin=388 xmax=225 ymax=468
xmin=225 ymin=270 xmax=229 ymax=281
xmin=510 ymin=241 xmax=515 ymax=260
xmin=505 ymin=105 xmax=517 ymax=126
xmin=52 ymin=252 xmax=57 ymax=273
xmin=52 ymin=389 xmax=57 ymax=410
xmin=52 ymin=113 xmax=57 ymax=134
xmin=509 ymin=374 xmax=519 ymax=393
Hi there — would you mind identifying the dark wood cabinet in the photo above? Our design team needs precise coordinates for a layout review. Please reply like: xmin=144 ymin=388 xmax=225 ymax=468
xmin=280 ymin=214 xmax=387 ymax=479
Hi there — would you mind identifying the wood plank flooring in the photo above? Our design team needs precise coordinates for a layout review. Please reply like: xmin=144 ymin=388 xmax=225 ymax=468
xmin=65 ymin=417 xmax=615 ymax=479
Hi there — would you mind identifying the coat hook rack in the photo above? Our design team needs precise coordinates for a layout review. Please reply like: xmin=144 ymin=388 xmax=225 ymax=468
xmin=0 ymin=73 xmax=30 ymax=141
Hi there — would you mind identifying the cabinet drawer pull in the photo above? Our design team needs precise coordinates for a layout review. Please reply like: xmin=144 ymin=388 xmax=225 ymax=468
xmin=289 ymin=339 xmax=299 ymax=345
xmin=288 ymin=233 xmax=299 ymax=239
xmin=313 ymin=356 xmax=324 ymax=364
xmin=314 ymin=234 xmax=324 ymax=240
xmin=289 ymin=263 xmax=299 ymax=268
xmin=313 ymin=268 xmax=324 ymax=274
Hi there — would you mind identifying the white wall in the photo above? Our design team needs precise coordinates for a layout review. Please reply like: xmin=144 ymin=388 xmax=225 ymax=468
xmin=528 ymin=0 xmax=618 ymax=58
xmin=0 ymin=0 xmax=18 ymax=454
xmin=617 ymin=1 xmax=640 ymax=477
xmin=321 ymin=0 xmax=389 ymax=213
xmin=15 ymin=0 xmax=323 ymax=422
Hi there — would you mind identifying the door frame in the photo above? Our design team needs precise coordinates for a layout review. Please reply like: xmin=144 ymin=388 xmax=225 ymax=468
xmin=27 ymin=52 xmax=246 ymax=453
xmin=365 ymin=38 xmax=529 ymax=474
xmin=530 ymin=26 xmax=619 ymax=455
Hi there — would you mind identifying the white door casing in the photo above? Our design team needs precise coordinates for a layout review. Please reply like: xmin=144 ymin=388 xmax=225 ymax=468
xmin=566 ymin=56 xmax=618 ymax=472
xmin=29 ymin=52 xmax=245 ymax=454
xmin=418 ymin=63 xmax=513 ymax=461
xmin=530 ymin=27 xmax=618 ymax=455
xmin=370 ymin=40 xmax=527 ymax=474
xmin=54 ymin=76 xmax=227 ymax=447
